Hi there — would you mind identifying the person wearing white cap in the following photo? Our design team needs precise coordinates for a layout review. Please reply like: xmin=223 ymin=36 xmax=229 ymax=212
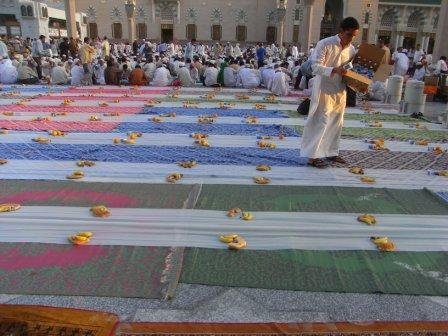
xmin=17 ymin=59 xmax=38 ymax=84
xmin=270 ymin=63 xmax=290 ymax=96
xmin=0 ymin=58 xmax=18 ymax=84
xmin=143 ymin=56 xmax=156 ymax=82
xmin=223 ymin=59 xmax=238 ymax=87
xmin=392 ymin=47 xmax=409 ymax=77
xmin=412 ymin=62 xmax=426 ymax=81
xmin=260 ymin=63 xmax=275 ymax=88
xmin=177 ymin=61 xmax=194 ymax=87
xmin=0 ymin=36 xmax=9 ymax=58
xmin=93 ymin=59 xmax=106 ymax=85
xmin=51 ymin=61 xmax=70 ymax=85
xmin=291 ymin=44 xmax=299 ymax=59
xmin=152 ymin=63 xmax=172 ymax=86
xmin=234 ymin=43 xmax=242 ymax=58
xmin=236 ymin=62 xmax=260 ymax=89
xmin=204 ymin=60 xmax=219 ymax=87
xmin=70 ymin=59 xmax=84 ymax=86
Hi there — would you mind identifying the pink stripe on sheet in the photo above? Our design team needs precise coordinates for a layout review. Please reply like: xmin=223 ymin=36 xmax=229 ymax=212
xmin=0 ymin=105 xmax=141 ymax=114
xmin=64 ymin=87 xmax=170 ymax=95
xmin=34 ymin=95 xmax=162 ymax=102
xmin=0 ymin=120 xmax=119 ymax=132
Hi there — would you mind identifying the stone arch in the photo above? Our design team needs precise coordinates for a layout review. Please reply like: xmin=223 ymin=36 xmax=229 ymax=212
xmin=320 ymin=0 xmax=343 ymax=39
xmin=379 ymin=8 xmax=399 ymax=27
xmin=407 ymin=9 xmax=425 ymax=29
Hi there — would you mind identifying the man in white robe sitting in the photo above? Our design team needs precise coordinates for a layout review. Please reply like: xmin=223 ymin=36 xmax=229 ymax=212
xmin=152 ymin=63 xmax=172 ymax=86
xmin=301 ymin=17 xmax=359 ymax=168
xmin=177 ymin=62 xmax=194 ymax=87
xmin=204 ymin=61 xmax=219 ymax=87
xmin=236 ymin=63 xmax=260 ymax=89
xmin=270 ymin=64 xmax=291 ymax=96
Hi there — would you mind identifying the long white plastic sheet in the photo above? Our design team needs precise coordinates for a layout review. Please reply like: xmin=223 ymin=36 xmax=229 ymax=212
xmin=1 ymin=160 xmax=447 ymax=190
xmin=0 ymin=207 xmax=447 ymax=251
xmin=1 ymin=131 xmax=443 ymax=152
xmin=2 ymin=112 xmax=443 ymax=130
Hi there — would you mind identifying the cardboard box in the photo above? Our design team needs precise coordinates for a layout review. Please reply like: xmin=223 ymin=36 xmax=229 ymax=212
xmin=343 ymin=43 xmax=389 ymax=92
xmin=424 ymin=76 xmax=439 ymax=86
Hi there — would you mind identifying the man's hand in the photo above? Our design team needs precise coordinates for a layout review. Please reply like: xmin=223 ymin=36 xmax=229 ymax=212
xmin=331 ymin=66 xmax=347 ymax=77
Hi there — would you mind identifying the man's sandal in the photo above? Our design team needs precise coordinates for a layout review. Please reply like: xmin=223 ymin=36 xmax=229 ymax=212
xmin=308 ymin=158 xmax=329 ymax=168
xmin=327 ymin=156 xmax=347 ymax=164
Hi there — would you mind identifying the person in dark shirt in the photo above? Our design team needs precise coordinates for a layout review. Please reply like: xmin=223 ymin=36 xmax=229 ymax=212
xmin=256 ymin=43 xmax=266 ymax=69
xmin=104 ymin=59 xmax=121 ymax=85
xmin=59 ymin=37 xmax=69 ymax=58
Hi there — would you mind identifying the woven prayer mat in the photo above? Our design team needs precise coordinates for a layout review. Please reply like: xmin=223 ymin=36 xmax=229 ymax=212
xmin=0 ymin=304 xmax=118 ymax=336
xmin=117 ymin=321 xmax=448 ymax=336
xmin=287 ymin=110 xmax=420 ymax=122
xmin=334 ymin=150 xmax=448 ymax=170
xmin=294 ymin=125 xmax=448 ymax=142
xmin=0 ymin=180 xmax=197 ymax=209
xmin=0 ymin=105 xmax=141 ymax=114
xmin=181 ymin=248 xmax=448 ymax=296
xmin=194 ymin=185 xmax=448 ymax=215
xmin=0 ymin=243 xmax=183 ymax=299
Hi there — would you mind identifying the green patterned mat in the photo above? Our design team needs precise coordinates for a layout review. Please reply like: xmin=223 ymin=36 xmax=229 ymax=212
xmin=183 ymin=185 xmax=448 ymax=296
xmin=295 ymin=125 xmax=448 ymax=142
xmin=181 ymin=248 xmax=448 ymax=296
xmin=194 ymin=185 xmax=448 ymax=215
xmin=287 ymin=111 xmax=420 ymax=122
xmin=0 ymin=180 xmax=197 ymax=208
xmin=0 ymin=243 xmax=183 ymax=298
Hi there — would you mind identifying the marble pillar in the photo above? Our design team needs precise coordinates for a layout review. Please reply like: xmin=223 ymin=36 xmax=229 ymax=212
xmin=433 ymin=0 xmax=448 ymax=60
xmin=65 ymin=0 xmax=78 ymax=38
xmin=301 ymin=2 xmax=314 ymax=52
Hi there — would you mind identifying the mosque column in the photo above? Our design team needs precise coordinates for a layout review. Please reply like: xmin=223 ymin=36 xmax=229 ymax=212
xmin=433 ymin=0 xmax=448 ymax=59
xmin=125 ymin=0 xmax=136 ymax=42
xmin=276 ymin=0 xmax=287 ymax=47
xmin=65 ymin=0 xmax=78 ymax=38
xmin=301 ymin=0 xmax=314 ymax=52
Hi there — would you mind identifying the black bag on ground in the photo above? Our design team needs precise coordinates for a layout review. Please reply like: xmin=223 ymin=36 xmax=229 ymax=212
xmin=346 ymin=86 xmax=356 ymax=107
xmin=297 ymin=98 xmax=310 ymax=115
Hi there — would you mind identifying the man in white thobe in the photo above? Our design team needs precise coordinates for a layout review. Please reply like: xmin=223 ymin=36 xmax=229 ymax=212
xmin=152 ymin=64 xmax=172 ymax=86
xmin=301 ymin=17 xmax=359 ymax=168
xmin=223 ymin=66 xmax=237 ymax=87
xmin=0 ymin=37 xmax=8 ymax=58
xmin=204 ymin=61 xmax=219 ymax=87
xmin=234 ymin=43 xmax=242 ymax=58
xmin=261 ymin=64 xmax=275 ymax=89
xmin=393 ymin=47 xmax=409 ymax=76
xmin=236 ymin=65 xmax=260 ymax=89
xmin=0 ymin=58 xmax=18 ymax=84
xmin=270 ymin=65 xmax=290 ymax=96
xmin=51 ymin=62 xmax=70 ymax=85
xmin=177 ymin=62 xmax=194 ymax=87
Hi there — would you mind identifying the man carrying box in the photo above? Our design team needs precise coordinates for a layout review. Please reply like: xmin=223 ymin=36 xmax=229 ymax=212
xmin=301 ymin=17 xmax=359 ymax=168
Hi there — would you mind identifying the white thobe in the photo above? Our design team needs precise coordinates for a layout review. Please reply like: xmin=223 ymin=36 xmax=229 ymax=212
xmin=413 ymin=67 xmax=426 ymax=81
xmin=291 ymin=46 xmax=299 ymax=59
xmin=236 ymin=68 xmax=260 ymax=88
xmin=262 ymin=68 xmax=275 ymax=89
xmin=0 ymin=41 xmax=8 ymax=58
xmin=301 ymin=35 xmax=356 ymax=159
xmin=223 ymin=67 xmax=237 ymax=87
xmin=51 ymin=66 xmax=69 ymax=84
xmin=234 ymin=46 xmax=242 ymax=58
xmin=270 ymin=71 xmax=290 ymax=96
xmin=204 ymin=67 xmax=219 ymax=86
xmin=93 ymin=64 xmax=106 ymax=85
xmin=152 ymin=67 xmax=172 ymax=86
xmin=177 ymin=66 xmax=194 ymax=86
xmin=70 ymin=65 xmax=84 ymax=85
xmin=393 ymin=52 xmax=409 ymax=76
xmin=413 ymin=49 xmax=424 ymax=63
xmin=0 ymin=59 xmax=18 ymax=84
xmin=143 ymin=63 xmax=156 ymax=81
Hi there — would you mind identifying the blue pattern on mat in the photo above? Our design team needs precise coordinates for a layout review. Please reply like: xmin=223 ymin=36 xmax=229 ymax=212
xmin=437 ymin=192 xmax=448 ymax=204
xmin=0 ymin=85 xmax=66 ymax=93
xmin=142 ymin=107 xmax=288 ymax=118
xmin=0 ymin=143 xmax=304 ymax=166
xmin=116 ymin=122 xmax=299 ymax=136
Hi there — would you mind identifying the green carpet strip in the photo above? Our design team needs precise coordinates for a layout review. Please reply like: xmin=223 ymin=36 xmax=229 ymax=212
xmin=295 ymin=125 xmax=448 ymax=142
xmin=0 ymin=180 xmax=196 ymax=209
xmin=194 ymin=185 xmax=448 ymax=215
xmin=181 ymin=248 xmax=448 ymax=296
